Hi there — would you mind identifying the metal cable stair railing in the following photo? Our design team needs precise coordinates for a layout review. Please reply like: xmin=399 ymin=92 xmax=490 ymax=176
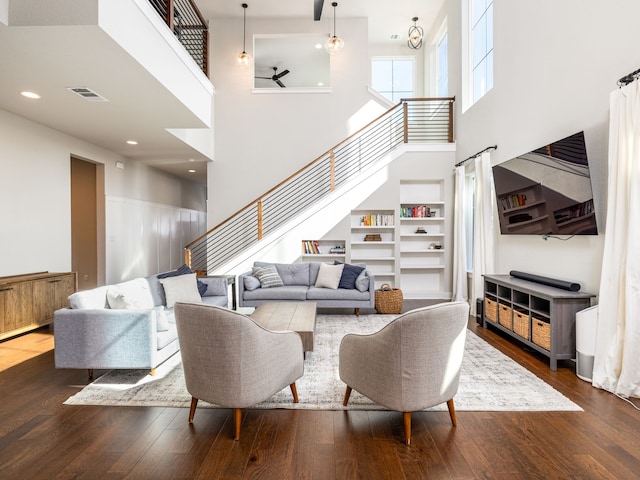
xmin=185 ymin=97 xmax=455 ymax=274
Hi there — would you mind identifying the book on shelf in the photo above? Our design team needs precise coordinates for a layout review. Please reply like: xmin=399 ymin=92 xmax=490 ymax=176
xmin=359 ymin=213 xmax=394 ymax=226
xmin=302 ymin=241 xmax=345 ymax=255
xmin=400 ymin=205 xmax=432 ymax=218
xmin=500 ymin=193 xmax=528 ymax=210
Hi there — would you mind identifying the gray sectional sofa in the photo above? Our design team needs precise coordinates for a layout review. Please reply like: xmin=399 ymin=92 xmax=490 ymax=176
xmin=238 ymin=261 xmax=375 ymax=314
xmin=54 ymin=267 xmax=228 ymax=377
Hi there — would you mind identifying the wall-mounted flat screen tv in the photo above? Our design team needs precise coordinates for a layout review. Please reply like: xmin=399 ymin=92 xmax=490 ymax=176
xmin=492 ymin=131 xmax=598 ymax=235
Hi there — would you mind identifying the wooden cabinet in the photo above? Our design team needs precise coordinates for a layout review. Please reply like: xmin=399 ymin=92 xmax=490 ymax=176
xmin=483 ymin=274 xmax=594 ymax=370
xmin=0 ymin=272 xmax=77 ymax=340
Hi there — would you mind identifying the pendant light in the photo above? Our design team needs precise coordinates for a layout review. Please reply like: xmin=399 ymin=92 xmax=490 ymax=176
xmin=324 ymin=2 xmax=344 ymax=55
xmin=408 ymin=17 xmax=424 ymax=49
xmin=237 ymin=3 xmax=251 ymax=66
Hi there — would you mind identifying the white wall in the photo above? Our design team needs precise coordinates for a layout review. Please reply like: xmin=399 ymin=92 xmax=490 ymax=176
xmin=437 ymin=0 xmax=640 ymax=295
xmin=0 ymin=109 xmax=206 ymax=281
xmin=208 ymin=16 xmax=385 ymax=226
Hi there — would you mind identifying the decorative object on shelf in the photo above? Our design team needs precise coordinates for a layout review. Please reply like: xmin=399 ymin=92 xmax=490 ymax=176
xmin=237 ymin=3 xmax=251 ymax=66
xmin=324 ymin=2 xmax=344 ymax=54
xmin=374 ymin=284 xmax=403 ymax=314
xmin=415 ymin=227 xmax=427 ymax=234
xmin=329 ymin=246 xmax=345 ymax=254
xmin=407 ymin=17 xmax=424 ymax=50
xmin=364 ymin=234 xmax=382 ymax=242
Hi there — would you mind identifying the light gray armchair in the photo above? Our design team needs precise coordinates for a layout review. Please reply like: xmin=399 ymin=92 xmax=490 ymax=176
xmin=174 ymin=302 xmax=304 ymax=440
xmin=339 ymin=301 xmax=470 ymax=445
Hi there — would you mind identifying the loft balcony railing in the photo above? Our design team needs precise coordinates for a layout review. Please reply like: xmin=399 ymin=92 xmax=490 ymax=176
xmin=149 ymin=0 xmax=209 ymax=76
xmin=185 ymin=97 xmax=455 ymax=274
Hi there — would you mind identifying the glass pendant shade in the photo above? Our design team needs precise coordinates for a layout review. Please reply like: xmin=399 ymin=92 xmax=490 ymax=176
xmin=237 ymin=51 xmax=251 ymax=66
xmin=324 ymin=35 xmax=344 ymax=54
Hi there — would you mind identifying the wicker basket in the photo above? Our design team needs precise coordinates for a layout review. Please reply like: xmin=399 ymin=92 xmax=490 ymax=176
xmin=532 ymin=317 xmax=551 ymax=350
xmin=375 ymin=284 xmax=403 ymax=314
xmin=484 ymin=298 xmax=497 ymax=322
xmin=513 ymin=310 xmax=529 ymax=339
xmin=498 ymin=303 xmax=513 ymax=330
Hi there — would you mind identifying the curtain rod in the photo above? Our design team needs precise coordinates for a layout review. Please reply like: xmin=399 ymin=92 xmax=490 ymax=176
xmin=455 ymin=145 xmax=498 ymax=167
xmin=618 ymin=67 xmax=640 ymax=87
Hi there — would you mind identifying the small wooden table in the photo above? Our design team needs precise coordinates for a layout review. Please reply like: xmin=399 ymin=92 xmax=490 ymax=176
xmin=250 ymin=302 xmax=317 ymax=355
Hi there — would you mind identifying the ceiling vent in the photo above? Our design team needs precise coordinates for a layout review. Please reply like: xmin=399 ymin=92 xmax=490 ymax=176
xmin=66 ymin=87 xmax=109 ymax=102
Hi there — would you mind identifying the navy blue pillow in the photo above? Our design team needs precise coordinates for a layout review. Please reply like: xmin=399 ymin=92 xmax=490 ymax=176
xmin=334 ymin=261 xmax=365 ymax=289
xmin=158 ymin=264 xmax=208 ymax=296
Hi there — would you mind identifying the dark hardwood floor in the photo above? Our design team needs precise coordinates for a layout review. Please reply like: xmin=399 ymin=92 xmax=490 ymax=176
xmin=1 ymin=311 xmax=639 ymax=479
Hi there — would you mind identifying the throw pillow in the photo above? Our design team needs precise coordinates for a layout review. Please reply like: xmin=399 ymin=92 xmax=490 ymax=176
xmin=159 ymin=273 xmax=203 ymax=308
xmin=315 ymin=263 xmax=344 ymax=289
xmin=244 ymin=275 xmax=261 ymax=291
xmin=158 ymin=264 xmax=208 ymax=296
xmin=252 ymin=265 xmax=284 ymax=288
xmin=106 ymin=278 xmax=155 ymax=309
xmin=355 ymin=270 xmax=370 ymax=292
xmin=334 ymin=261 xmax=365 ymax=289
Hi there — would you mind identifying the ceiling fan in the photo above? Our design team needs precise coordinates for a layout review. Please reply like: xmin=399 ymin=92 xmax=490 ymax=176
xmin=255 ymin=67 xmax=290 ymax=88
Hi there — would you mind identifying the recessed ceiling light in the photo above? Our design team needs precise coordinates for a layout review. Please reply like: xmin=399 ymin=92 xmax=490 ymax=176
xmin=21 ymin=91 xmax=41 ymax=99
xmin=315 ymin=43 xmax=323 ymax=49
xmin=188 ymin=169 xmax=196 ymax=173
xmin=390 ymin=34 xmax=400 ymax=40
xmin=126 ymin=140 xmax=138 ymax=145
xmin=318 ymin=82 xmax=324 ymax=87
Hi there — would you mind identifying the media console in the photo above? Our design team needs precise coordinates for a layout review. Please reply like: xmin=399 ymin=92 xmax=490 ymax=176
xmin=483 ymin=274 xmax=595 ymax=370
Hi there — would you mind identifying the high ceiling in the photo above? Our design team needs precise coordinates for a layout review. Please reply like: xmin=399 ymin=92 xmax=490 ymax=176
xmin=0 ymin=0 xmax=444 ymax=187
xmin=196 ymin=0 xmax=445 ymax=46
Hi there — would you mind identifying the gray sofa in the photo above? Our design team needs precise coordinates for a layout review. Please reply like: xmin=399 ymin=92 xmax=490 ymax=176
xmin=54 ymin=268 xmax=228 ymax=377
xmin=238 ymin=261 xmax=375 ymax=314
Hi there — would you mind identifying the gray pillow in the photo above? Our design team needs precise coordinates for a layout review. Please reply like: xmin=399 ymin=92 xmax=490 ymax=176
xmin=244 ymin=275 xmax=261 ymax=291
xmin=355 ymin=270 xmax=370 ymax=292
xmin=252 ymin=265 xmax=284 ymax=288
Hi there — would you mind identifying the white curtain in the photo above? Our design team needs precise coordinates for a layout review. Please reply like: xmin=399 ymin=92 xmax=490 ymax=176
xmin=470 ymin=151 xmax=496 ymax=314
xmin=452 ymin=165 xmax=468 ymax=302
xmin=592 ymin=80 xmax=640 ymax=398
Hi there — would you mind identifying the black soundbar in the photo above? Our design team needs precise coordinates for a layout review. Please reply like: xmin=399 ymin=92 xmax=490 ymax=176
xmin=509 ymin=270 xmax=581 ymax=292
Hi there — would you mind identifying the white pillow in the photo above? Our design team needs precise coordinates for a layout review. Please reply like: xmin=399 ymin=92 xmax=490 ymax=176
xmin=159 ymin=273 xmax=202 ymax=308
xmin=314 ymin=263 xmax=344 ymax=289
xmin=106 ymin=278 xmax=155 ymax=309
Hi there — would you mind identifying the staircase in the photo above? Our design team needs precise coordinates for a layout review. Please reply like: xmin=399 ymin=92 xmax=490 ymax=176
xmin=185 ymin=97 xmax=456 ymax=274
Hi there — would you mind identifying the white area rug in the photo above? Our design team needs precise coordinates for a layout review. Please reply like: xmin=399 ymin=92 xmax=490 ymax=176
xmin=64 ymin=314 xmax=582 ymax=412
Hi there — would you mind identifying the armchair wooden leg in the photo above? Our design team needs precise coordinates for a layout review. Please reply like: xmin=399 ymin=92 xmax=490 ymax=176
xmin=290 ymin=383 xmax=299 ymax=403
xmin=87 ymin=369 xmax=93 ymax=381
xmin=234 ymin=408 xmax=242 ymax=441
xmin=150 ymin=368 xmax=156 ymax=376
xmin=343 ymin=386 xmax=352 ymax=406
xmin=447 ymin=399 xmax=458 ymax=426
xmin=403 ymin=412 xmax=412 ymax=445
xmin=355 ymin=308 xmax=360 ymax=316
xmin=188 ymin=397 xmax=198 ymax=423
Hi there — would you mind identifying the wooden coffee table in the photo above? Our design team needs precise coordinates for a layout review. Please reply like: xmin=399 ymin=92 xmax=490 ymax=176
xmin=250 ymin=302 xmax=317 ymax=355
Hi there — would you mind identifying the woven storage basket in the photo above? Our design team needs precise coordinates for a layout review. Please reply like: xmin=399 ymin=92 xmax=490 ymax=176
xmin=484 ymin=298 xmax=498 ymax=322
xmin=498 ymin=303 xmax=513 ymax=330
xmin=513 ymin=310 xmax=530 ymax=339
xmin=532 ymin=317 xmax=551 ymax=350
xmin=375 ymin=284 xmax=403 ymax=314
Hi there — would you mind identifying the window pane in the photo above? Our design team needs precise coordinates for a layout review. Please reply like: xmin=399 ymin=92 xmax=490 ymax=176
xmin=372 ymin=60 xmax=393 ymax=91
xmin=486 ymin=50 xmax=494 ymax=91
xmin=392 ymin=60 xmax=413 ymax=91
xmin=486 ymin=4 xmax=493 ymax=52
xmin=472 ymin=16 xmax=486 ymax=69
xmin=472 ymin=59 xmax=485 ymax=102
xmin=472 ymin=0 xmax=487 ymax=27
xmin=437 ymin=32 xmax=448 ymax=96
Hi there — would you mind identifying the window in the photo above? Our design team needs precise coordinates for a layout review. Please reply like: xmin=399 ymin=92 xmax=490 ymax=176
xmin=470 ymin=0 xmax=493 ymax=103
xmin=371 ymin=58 xmax=414 ymax=103
xmin=436 ymin=31 xmax=448 ymax=96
